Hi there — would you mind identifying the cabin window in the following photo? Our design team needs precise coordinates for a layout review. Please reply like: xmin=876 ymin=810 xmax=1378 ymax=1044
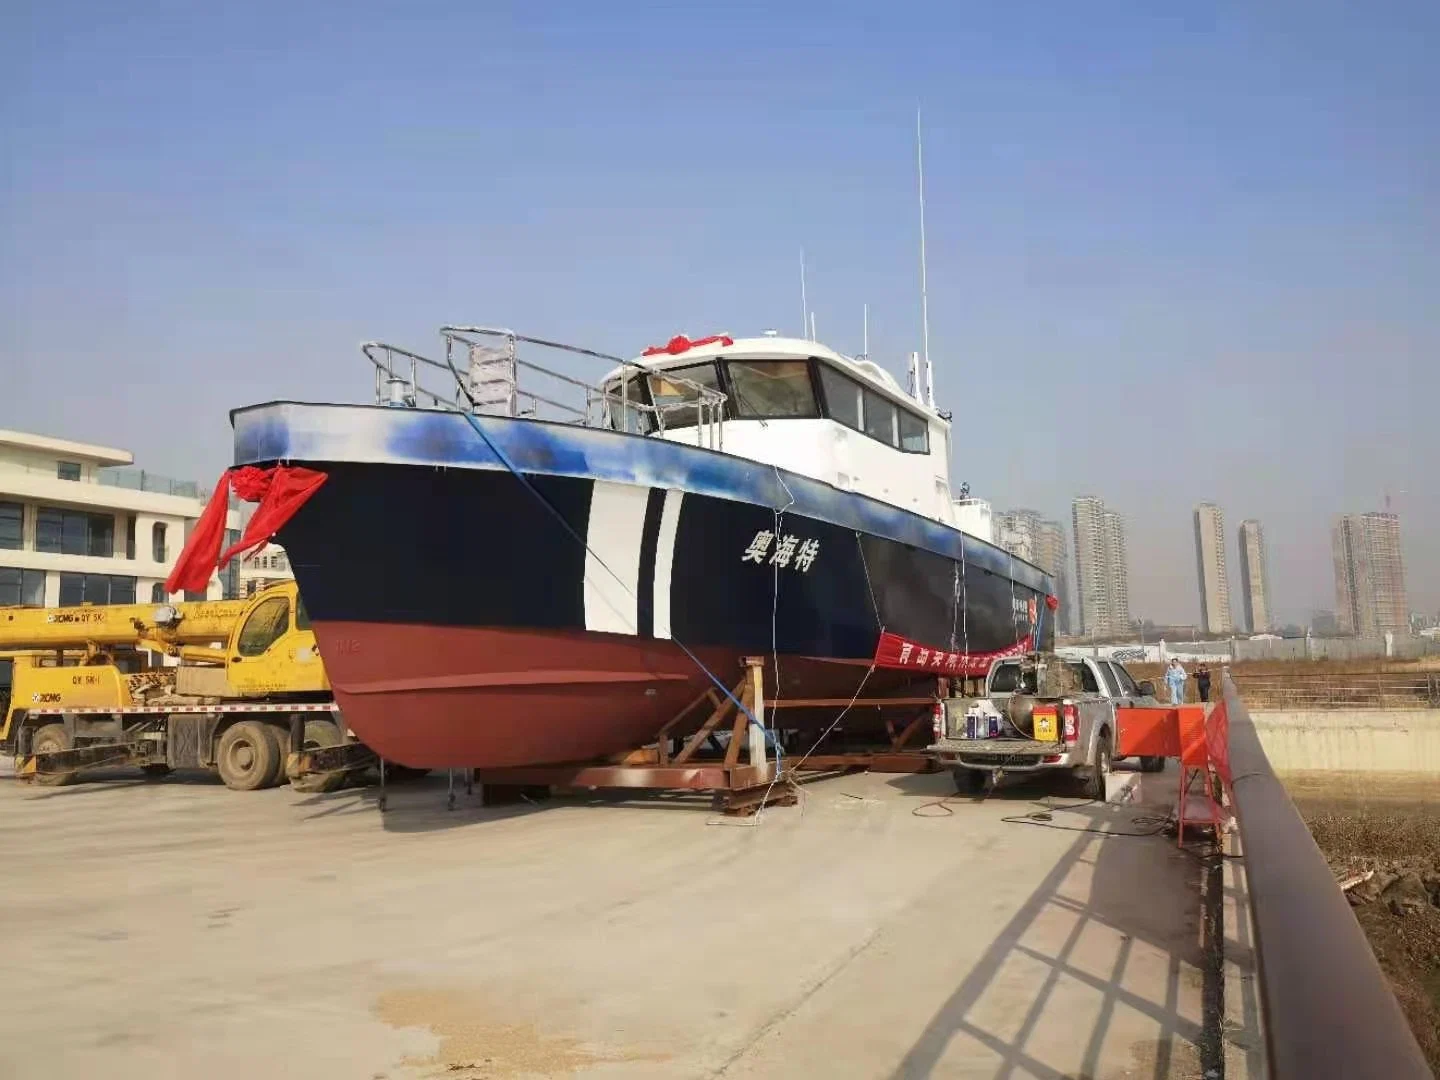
xmin=818 ymin=366 xmax=862 ymax=429
xmin=898 ymin=411 xmax=930 ymax=453
xmin=862 ymin=390 xmax=897 ymax=444
xmin=606 ymin=376 xmax=653 ymax=434
xmin=645 ymin=362 xmax=723 ymax=431
xmin=723 ymin=360 xmax=817 ymax=419
xmin=237 ymin=596 xmax=289 ymax=657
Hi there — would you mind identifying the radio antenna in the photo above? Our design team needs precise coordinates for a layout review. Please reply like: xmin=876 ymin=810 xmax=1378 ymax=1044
xmin=916 ymin=107 xmax=934 ymax=406
xmin=799 ymin=248 xmax=809 ymax=340
xmin=862 ymin=302 xmax=869 ymax=357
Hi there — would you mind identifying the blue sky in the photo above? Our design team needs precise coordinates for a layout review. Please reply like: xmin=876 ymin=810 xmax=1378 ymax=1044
xmin=2 ymin=1 xmax=1433 ymax=625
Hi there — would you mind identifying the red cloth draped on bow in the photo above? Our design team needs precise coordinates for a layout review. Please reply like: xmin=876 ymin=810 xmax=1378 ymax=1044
xmin=164 ymin=465 xmax=327 ymax=595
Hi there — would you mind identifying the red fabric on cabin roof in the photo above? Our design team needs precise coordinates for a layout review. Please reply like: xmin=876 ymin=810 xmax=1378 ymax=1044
xmin=641 ymin=334 xmax=735 ymax=357
xmin=163 ymin=466 xmax=327 ymax=595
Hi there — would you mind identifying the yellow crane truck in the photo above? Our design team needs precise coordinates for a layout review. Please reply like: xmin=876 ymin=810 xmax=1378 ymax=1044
xmin=0 ymin=581 xmax=349 ymax=792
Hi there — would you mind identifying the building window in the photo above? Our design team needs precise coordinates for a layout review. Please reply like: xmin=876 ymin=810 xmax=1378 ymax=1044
xmin=36 ymin=508 xmax=114 ymax=557
xmin=125 ymin=516 xmax=136 ymax=560
xmin=57 ymin=573 xmax=136 ymax=607
xmin=152 ymin=522 xmax=167 ymax=563
xmin=151 ymin=582 xmax=166 ymax=603
xmin=221 ymin=529 xmax=241 ymax=599
xmin=0 ymin=502 xmax=22 ymax=550
xmin=0 ymin=567 xmax=46 ymax=607
xmin=57 ymin=461 xmax=81 ymax=481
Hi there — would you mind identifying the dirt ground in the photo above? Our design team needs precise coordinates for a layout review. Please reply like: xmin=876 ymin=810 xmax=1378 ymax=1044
xmin=1288 ymin=778 xmax=1440 ymax=1072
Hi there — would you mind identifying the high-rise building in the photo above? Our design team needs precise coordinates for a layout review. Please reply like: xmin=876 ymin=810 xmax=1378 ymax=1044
xmin=1332 ymin=513 xmax=1408 ymax=636
xmin=1072 ymin=496 xmax=1130 ymax=637
xmin=994 ymin=510 xmax=1037 ymax=563
xmin=1237 ymin=520 xmax=1271 ymax=633
xmin=1192 ymin=503 xmax=1233 ymax=634
xmin=996 ymin=509 xmax=1074 ymax=634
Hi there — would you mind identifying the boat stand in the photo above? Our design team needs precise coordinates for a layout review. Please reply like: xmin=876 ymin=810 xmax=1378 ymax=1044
xmin=469 ymin=663 xmax=946 ymax=814
xmin=473 ymin=657 xmax=793 ymax=815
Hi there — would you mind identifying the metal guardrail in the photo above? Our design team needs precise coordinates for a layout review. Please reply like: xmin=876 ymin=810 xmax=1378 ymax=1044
xmin=360 ymin=324 xmax=729 ymax=450
xmin=1232 ymin=671 xmax=1440 ymax=709
xmin=1221 ymin=673 xmax=1432 ymax=1078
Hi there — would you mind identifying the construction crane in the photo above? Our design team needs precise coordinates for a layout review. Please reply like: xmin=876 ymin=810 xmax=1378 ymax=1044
xmin=0 ymin=581 xmax=349 ymax=792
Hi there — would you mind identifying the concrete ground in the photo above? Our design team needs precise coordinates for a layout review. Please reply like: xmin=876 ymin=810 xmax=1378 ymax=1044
xmin=0 ymin=763 xmax=1222 ymax=1079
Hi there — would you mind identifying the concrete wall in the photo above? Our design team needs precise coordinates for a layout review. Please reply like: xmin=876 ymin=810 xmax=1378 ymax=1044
xmin=1250 ymin=709 xmax=1440 ymax=774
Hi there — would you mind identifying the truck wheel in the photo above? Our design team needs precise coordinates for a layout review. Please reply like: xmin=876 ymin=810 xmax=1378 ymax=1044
xmin=216 ymin=721 xmax=281 ymax=792
xmin=290 ymin=720 xmax=346 ymax=794
xmin=1083 ymin=731 xmax=1113 ymax=801
xmin=1139 ymin=756 xmax=1166 ymax=773
xmin=30 ymin=723 xmax=76 ymax=787
xmin=952 ymin=766 xmax=988 ymax=795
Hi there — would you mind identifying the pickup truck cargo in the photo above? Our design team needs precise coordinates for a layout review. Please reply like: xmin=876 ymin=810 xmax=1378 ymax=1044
xmin=929 ymin=653 xmax=1163 ymax=797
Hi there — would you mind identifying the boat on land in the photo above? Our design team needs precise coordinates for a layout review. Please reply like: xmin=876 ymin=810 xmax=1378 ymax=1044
xmin=223 ymin=326 xmax=1056 ymax=769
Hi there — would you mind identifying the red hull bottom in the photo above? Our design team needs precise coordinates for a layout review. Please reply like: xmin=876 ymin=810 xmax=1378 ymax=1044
xmin=313 ymin=621 xmax=929 ymax=769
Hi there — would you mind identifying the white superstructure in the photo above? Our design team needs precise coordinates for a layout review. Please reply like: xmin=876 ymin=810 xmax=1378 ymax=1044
xmin=606 ymin=335 xmax=960 ymax=525
xmin=0 ymin=429 xmax=238 ymax=608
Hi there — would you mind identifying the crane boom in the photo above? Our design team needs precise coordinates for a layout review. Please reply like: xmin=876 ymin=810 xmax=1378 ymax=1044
xmin=0 ymin=595 xmax=256 ymax=650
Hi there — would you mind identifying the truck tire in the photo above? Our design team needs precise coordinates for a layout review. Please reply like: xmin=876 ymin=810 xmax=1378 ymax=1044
xmin=289 ymin=719 xmax=346 ymax=794
xmin=1083 ymin=730 xmax=1113 ymax=802
xmin=216 ymin=721 xmax=282 ymax=792
xmin=30 ymin=723 xmax=76 ymax=787
xmin=1139 ymin=756 xmax=1166 ymax=773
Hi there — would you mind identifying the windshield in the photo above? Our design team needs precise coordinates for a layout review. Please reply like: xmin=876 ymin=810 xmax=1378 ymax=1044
xmin=724 ymin=359 xmax=816 ymax=418
xmin=646 ymin=362 xmax=723 ymax=431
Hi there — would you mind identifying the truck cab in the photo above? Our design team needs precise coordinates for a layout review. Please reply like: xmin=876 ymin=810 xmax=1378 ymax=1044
xmin=929 ymin=654 xmax=1161 ymax=797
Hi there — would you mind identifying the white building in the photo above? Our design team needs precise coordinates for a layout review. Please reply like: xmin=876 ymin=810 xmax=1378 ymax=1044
xmin=0 ymin=429 xmax=238 ymax=608
xmin=238 ymin=542 xmax=295 ymax=597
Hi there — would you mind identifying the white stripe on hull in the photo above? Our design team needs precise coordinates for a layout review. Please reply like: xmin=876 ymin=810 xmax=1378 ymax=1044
xmin=583 ymin=481 xmax=651 ymax=634
xmin=652 ymin=489 xmax=685 ymax=639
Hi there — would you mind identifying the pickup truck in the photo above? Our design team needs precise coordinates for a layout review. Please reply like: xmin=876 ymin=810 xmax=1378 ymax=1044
xmin=928 ymin=654 xmax=1163 ymax=798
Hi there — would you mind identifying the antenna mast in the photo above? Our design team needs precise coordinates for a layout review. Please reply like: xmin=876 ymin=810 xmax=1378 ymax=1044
xmin=862 ymin=303 xmax=869 ymax=357
xmin=799 ymin=248 xmax=810 ymax=340
xmin=916 ymin=107 xmax=934 ymax=407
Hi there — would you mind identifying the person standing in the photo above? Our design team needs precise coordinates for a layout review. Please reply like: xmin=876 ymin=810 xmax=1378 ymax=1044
xmin=1165 ymin=658 xmax=1187 ymax=705
xmin=1196 ymin=663 xmax=1212 ymax=703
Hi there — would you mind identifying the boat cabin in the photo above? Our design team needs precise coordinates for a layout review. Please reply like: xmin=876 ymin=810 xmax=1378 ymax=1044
xmin=603 ymin=335 xmax=957 ymax=524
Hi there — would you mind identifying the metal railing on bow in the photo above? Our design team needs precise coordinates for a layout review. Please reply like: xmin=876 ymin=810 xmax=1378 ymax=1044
xmin=1220 ymin=673 xmax=1431 ymax=1078
xmin=361 ymin=324 xmax=728 ymax=449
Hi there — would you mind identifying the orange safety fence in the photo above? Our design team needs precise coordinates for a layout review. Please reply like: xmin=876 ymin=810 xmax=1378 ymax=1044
xmin=1114 ymin=702 xmax=1233 ymax=843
